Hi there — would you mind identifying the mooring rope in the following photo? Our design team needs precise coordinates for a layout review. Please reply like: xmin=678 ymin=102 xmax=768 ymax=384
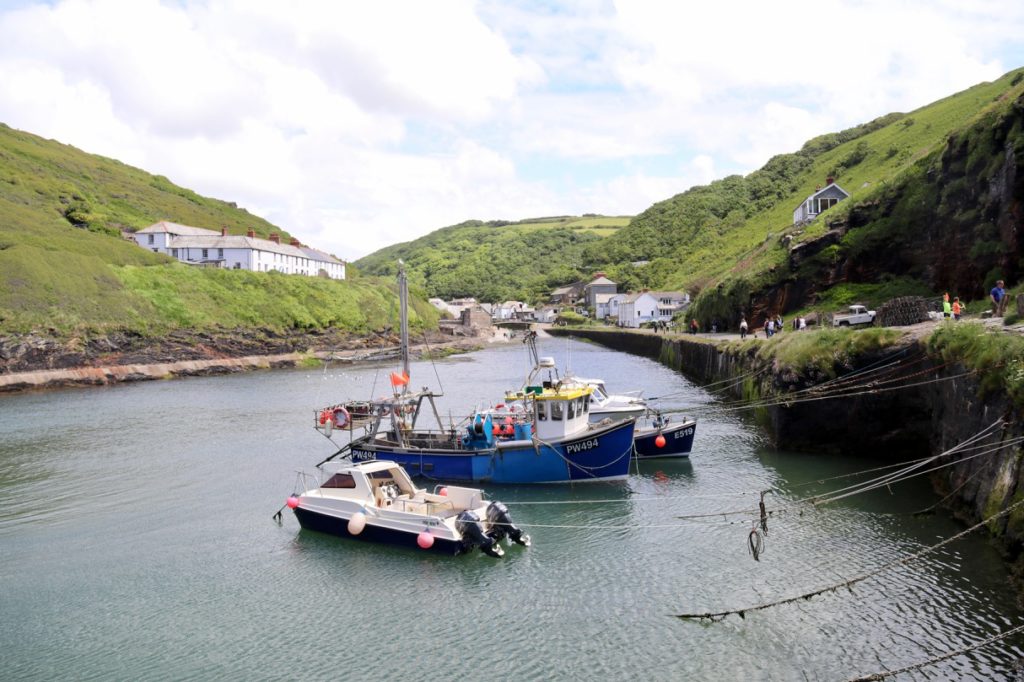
xmin=845 ymin=621 xmax=1024 ymax=681
xmin=673 ymin=495 xmax=1024 ymax=621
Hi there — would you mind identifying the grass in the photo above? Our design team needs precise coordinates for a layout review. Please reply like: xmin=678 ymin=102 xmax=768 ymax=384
xmin=927 ymin=321 xmax=1024 ymax=408
xmin=0 ymin=122 xmax=442 ymax=336
xmin=758 ymin=326 xmax=904 ymax=376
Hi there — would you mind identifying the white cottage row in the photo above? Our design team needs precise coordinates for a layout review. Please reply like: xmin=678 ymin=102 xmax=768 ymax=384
xmin=135 ymin=222 xmax=345 ymax=280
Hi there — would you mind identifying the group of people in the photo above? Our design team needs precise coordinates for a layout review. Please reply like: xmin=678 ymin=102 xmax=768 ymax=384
xmin=737 ymin=314 xmax=806 ymax=339
xmin=941 ymin=280 xmax=1011 ymax=320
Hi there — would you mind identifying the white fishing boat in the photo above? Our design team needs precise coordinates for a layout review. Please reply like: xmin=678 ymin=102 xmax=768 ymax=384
xmin=286 ymin=460 xmax=530 ymax=557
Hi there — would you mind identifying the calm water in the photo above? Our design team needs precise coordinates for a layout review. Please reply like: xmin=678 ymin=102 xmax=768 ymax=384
xmin=1 ymin=338 xmax=1022 ymax=680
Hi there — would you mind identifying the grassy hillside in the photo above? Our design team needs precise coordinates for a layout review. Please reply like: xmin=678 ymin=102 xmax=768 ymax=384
xmin=355 ymin=215 xmax=630 ymax=302
xmin=0 ymin=123 xmax=435 ymax=335
xmin=585 ymin=68 xmax=1024 ymax=324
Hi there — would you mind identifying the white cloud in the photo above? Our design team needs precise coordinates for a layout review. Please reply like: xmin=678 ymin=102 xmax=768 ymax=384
xmin=0 ymin=0 xmax=1021 ymax=262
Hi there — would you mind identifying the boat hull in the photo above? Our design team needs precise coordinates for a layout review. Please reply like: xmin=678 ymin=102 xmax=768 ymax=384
xmin=633 ymin=419 xmax=696 ymax=459
xmin=293 ymin=506 xmax=466 ymax=555
xmin=351 ymin=418 xmax=636 ymax=484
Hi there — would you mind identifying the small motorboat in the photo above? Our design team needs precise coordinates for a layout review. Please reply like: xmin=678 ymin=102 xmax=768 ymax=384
xmin=286 ymin=460 xmax=530 ymax=557
xmin=633 ymin=412 xmax=697 ymax=459
xmin=574 ymin=376 xmax=646 ymax=423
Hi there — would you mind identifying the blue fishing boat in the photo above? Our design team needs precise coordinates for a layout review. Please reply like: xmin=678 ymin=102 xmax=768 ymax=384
xmin=318 ymin=263 xmax=636 ymax=484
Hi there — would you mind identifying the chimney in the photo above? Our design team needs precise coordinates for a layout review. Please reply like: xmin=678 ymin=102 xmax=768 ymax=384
xmin=825 ymin=176 xmax=834 ymax=185
xmin=290 ymin=238 xmax=301 ymax=247
xmin=269 ymin=233 xmax=280 ymax=244
xmin=221 ymin=225 xmax=228 ymax=236
xmin=593 ymin=271 xmax=605 ymax=279
xmin=246 ymin=229 xmax=255 ymax=238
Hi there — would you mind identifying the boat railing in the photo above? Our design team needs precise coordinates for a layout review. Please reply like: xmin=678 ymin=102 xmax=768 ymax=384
xmin=388 ymin=497 xmax=457 ymax=517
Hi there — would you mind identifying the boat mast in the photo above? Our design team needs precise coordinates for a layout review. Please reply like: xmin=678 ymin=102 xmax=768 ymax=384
xmin=398 ymin=259 xmax=410 ymax=385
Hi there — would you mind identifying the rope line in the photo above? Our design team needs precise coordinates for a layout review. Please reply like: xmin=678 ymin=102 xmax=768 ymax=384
xmin=845 ymin=621 xmax=1024 ymax=681
xmin=673 ymin=495 xmax=1024 ymax=621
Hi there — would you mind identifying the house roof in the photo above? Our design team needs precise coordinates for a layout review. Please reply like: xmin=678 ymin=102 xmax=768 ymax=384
xmin=137 ymin=221 xmax=220 ymax=236
xmin=594 ymin=293 xmax=616 ymax=305
xmin=801 ymin=183 xmax=850 ymax=203
xmin=551 ymin=285 xmax=576 ymax=295
xmin=584 ymin=276 xmax=616 ymax=288
xmin=649 ymin=291 xmax=687 ymax=301
xmin=621 ymin=292 xmax=656 ymax=303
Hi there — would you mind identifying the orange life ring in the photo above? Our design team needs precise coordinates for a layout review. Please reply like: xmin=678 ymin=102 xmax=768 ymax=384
xmin=332 ymin=406 xmax=350 ymax=429
xmin=318 ymin=409 xmax=331 ymax=425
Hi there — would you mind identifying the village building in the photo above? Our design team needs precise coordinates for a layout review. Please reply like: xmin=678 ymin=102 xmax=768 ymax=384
xmin=616 ymin=290 xmax=689 ymax=328
xmin=792 ymin=178 xmax=850 ymax=224
xmin=594 ymin=293 xmax=617 ymax=320
xmin=438 ymin=304 xmax=493 ymax=336
xmin=582 ymin=273 xmax=617 ymax=309
xmin=135 ymin=221 xmax=345 ymax=279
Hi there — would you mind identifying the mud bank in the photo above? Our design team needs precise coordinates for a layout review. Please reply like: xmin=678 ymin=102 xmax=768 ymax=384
xmin=0 ymin=327 xmax=489 ymax=393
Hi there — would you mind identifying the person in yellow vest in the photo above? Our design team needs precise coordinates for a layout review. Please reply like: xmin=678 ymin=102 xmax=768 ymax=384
xmin=942 ymin=294 xmax=952 ymax=318
xmin=952 ymin=297 xmax=964 ymax=321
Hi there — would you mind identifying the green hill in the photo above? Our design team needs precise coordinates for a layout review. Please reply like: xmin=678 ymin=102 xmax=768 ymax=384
xmin=354 ymin=215 xmax=630 ymax=302
xmin=0 ymin=123 xmax=436 ymax=335
xmin=585 ymin=67 xmax=1024 ymax=324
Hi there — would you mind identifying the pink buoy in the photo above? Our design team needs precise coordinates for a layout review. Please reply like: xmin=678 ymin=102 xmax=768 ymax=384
xmin=439 ymin=488 xmax=448 ymax=497
xmin=655 ymin=434 xmax=667 ymax=448
xmin=286 ymin=496 xmax=300 ymax=509
xmin=417 ymin=531 xmax=434 ymax=549
xmin=347 ymin=511 xmax=366 ymax=535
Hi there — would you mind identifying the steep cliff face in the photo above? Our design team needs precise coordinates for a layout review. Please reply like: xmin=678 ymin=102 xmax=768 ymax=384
xmin=786 ymin=91 xmax=1024 ymax=310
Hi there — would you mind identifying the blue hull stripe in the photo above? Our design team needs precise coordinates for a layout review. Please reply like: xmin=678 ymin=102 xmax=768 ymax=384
xmin=353 ymin=419 xmax=636 ymax=484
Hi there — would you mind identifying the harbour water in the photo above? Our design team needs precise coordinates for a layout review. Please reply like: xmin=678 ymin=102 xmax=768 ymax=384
xmin=1 ymin=338 xmax=1022 ymax=680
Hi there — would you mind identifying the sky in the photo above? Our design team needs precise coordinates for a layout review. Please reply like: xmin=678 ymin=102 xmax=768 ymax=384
xmin=1 ymin=1 xmax=1023 ymax=262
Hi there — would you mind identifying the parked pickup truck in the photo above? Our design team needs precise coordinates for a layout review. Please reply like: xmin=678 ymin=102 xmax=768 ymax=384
xmin=832 ymin=304 xmax=876 ymax=327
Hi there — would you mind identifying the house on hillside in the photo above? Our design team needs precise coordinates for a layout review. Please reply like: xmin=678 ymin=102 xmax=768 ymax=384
xmin=535 ymin=306 xmax=560 ymax=323
xmin=616 ymin=290 xmax=688 ymax=327
xmin=792 ymin=178 xmax=850 ymax=224
xmin=583 ymin=273 xmax=617 ymax=309
xmin=135 ymin=221 xmax=345 ymax=279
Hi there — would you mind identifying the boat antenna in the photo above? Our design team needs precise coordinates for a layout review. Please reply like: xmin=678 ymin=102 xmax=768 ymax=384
xmin=398 ymin=259 xmax=410 ymax=385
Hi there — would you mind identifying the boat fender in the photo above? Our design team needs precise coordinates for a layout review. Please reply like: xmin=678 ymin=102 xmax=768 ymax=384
xmin=456 ymin=510 xmax=504 ymax=558
xmin=486 ymin=501 xmax=531 ymax=547
xmin=323 ymin=418 xmax=333 ymax=436
xmin=318 ymin=408 xmax=331 ymax=425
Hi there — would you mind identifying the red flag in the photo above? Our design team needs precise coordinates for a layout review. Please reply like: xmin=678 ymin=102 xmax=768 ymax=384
xmin=389 ymin=371 xmax=409 ymax=386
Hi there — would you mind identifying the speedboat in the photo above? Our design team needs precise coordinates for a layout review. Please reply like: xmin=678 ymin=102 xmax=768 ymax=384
xmin=287 ymin=460 xmax=530 ymax=556
xmin=573 ymin=376 xmax=646 ymax=423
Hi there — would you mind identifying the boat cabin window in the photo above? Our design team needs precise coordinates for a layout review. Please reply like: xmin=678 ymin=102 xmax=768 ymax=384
xmin=577 ymin=397 xmax=586 ymax=415
xmin=566 ymin=399 xmax=576 ymax=420
xmin=536 ymin=402 xmax=547 ymax=421
xmin=591 ymin=386 xmax=607 ymax=401
xmin=322 ymin=473 xmax=356 ymax=488
xmin=550 ymin=401 xmax=563 ymax=421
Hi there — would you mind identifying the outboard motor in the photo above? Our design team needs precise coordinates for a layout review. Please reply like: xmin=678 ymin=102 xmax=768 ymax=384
xmin=456 ymin=510 xmax=504 ymax=558
xmin=486 ymin=501 xmax=531 ymax=547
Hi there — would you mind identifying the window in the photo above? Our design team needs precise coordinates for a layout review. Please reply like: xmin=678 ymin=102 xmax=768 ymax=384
xmin=536 ymin=402 xmax=547 ymax=421
xmin=322 ymin=473 xmax=356 ymax=488
xmin=171 ymin=249 xmax=178 ymax=258
xmin=147 ymin=234 xmax=154 ymax=244
xmin=202 ymin=249 xmax=208 ymax=259
xmin=152 ymin=248 xmax=158 ymax=253
xmin=567 ymin=399 xmax=576 ymax=420
xmin=550 ymin=401 xmax=563 ymax=421
xmin=217 ymin=248 xmax=223 ymax=259
xmin=233 ymin=263 xmax=241 ymax=269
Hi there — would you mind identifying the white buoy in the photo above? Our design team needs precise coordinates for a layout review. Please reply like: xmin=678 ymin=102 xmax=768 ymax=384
xmin=347 ymin=511 xmax=366 ymax=535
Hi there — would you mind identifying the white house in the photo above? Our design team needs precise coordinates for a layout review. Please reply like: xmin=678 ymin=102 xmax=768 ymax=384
xmin=135 ymin=221 xmax=345 ymax=279
xmin=594 ymin=293 xmax=617 ymax=320
xmin=607 ymin=293 xmax=627 ymax=321
xmin=793 ymin=180 xmax=850 ymax=224
xmin=535 ymin=306 xmax=560 ymax=323
xmin=617 ymin=292 xmax=659 ymax=328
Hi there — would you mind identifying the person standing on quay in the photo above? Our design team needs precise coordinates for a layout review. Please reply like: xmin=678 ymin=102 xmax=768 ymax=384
xmin=952 ymin=297 xmax=963 ymax=321
xmin=991 ymin=280 xmax=1008 ymax=317
xmin=739 ymin=316 xmax=748 ymax=340
xmin=942 ymin=294 xmax=952 ymax=319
